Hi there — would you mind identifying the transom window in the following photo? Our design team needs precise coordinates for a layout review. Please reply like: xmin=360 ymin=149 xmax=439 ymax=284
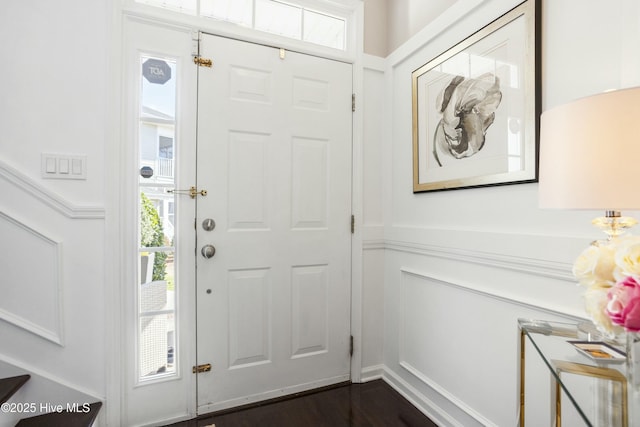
xmin=133 ymin=0 xmax=347 ymax=50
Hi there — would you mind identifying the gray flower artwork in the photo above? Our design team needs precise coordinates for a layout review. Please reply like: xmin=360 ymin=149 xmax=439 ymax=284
xmin=432 ymin=73 xmax=502 ymax=167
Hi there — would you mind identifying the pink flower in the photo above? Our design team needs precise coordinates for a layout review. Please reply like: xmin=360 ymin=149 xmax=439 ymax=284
xmin=606 ymin=276 xmax=640 ymax=331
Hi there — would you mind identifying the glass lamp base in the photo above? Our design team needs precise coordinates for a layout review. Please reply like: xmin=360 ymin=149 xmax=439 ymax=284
xmin=592 ymin=211 xmax=637 ymax=239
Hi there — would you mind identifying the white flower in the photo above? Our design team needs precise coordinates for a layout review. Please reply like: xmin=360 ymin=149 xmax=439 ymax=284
xmin=613 ymin=235 xmax=640 ymax=280
xmin=583 ymin=284 xmax=623 ymax=337
xmin=572 ymin=242 xmax=617 ymax=287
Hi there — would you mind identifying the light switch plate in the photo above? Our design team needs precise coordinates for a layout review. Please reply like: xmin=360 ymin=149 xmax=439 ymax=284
xmin=41 ymin=153 xmax=87 ymax=179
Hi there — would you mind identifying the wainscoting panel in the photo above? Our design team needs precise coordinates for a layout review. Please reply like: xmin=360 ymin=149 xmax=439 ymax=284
xmin=0 ymin=211 xmax=64 ymax=345
xmin=0 ymin=155 xmax=105 ymax=400
xmin=398 ymin=269 xmax=514 ymax=426
xmin=380 ymin=244 xmax=584 ymax=427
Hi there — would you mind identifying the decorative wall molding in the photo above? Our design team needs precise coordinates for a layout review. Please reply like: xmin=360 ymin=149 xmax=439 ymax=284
xmin=398 ymin=267 xmax=584 ymax=321
xmin=382 ymin=366 xmax=466 ymax=427
xmin=362 ymin=54 xmax=386 ymax=72
xmin=0 ymin=310 xmax=64 ymax=346
xmin=0 ymin=158 xmax=105 ymax=219
xmin=398 ymin=362 xmax=495 ymax=427
xmin=392 ymin=268 xmax=584 ymax=426
xmin=363 ymin=238 xmax=575 ymax=282
xmin=0 ymin=211 xmax=65 ymax=346
xmin=362 ymin=239 xmax=385 ymax=251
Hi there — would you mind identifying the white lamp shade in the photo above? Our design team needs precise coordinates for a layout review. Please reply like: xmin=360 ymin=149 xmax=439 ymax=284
xmin=539 ymin=87 xmax=640 ymax=210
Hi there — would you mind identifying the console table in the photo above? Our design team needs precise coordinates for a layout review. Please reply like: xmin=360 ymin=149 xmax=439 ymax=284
xmin=519 ymin=319 xmax=639 ymax=426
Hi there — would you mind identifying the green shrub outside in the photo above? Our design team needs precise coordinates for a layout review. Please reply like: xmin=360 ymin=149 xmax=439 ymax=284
xmin=140 ymin=192 xmax=167 ymax=281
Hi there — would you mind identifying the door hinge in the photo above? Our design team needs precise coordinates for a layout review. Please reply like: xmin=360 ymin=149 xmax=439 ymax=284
xmin=352 ymin=93 xmax=356 ymax=112
xmin=351 ymin=214 xmax=355 ymax=234
xmin=194 ymin=56 xmax=213 ymax=68
xmin=349 ymin=335 xmax=354 ymax=357
xmin=192 ymin=363 xmax=212 ymax=374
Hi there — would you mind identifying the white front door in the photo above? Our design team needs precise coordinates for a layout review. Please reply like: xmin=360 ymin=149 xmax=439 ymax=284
xmin=195 ymin=33 xmax=353 ymax=413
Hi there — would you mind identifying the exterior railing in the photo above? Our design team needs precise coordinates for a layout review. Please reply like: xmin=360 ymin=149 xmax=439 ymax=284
xmin=157 ymin=158 xmax=173 ymax=178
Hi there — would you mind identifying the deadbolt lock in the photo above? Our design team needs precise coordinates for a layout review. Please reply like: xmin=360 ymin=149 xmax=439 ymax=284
xmin=202 ymin=218 xmax=216 ymax=231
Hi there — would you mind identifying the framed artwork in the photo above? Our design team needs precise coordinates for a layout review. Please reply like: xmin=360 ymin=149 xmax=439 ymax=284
xmin=412 ymin=0 xmax=540 ymax=192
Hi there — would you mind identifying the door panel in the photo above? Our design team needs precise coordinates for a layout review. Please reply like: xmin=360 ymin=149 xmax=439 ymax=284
xmin=195 ymin=33 xmax=352 ymax=412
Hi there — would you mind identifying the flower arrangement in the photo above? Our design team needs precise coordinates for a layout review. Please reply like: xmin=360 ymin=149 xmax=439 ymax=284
xmin=573 ymin=236 xmax=640 ymax=336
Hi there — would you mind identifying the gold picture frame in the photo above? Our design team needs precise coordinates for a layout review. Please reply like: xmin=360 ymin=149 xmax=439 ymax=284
xmin=411 ymin=0 xmax=540 ymax=192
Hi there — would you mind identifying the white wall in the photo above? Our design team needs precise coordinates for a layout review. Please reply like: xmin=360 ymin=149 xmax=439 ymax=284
xmin=386 ymin=0 xmax=457 ymax=53
xmin=363 ymin=0 xmax=388 ymax=57
xmin=363 ymin=0 xmax=640 ymax=425
xmin=0 ymin=0 xmax=109 ymax=409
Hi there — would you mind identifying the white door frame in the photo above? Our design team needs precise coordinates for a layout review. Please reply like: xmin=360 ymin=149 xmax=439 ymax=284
xmin=107 ymin=3 xmax=365 ymax=425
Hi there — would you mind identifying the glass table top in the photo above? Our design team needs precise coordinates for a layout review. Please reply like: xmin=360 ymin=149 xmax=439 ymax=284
xmin=519 ymin=319 xmax=640 ymax=427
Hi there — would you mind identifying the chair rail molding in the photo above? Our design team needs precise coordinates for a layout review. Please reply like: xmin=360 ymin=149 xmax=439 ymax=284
xmin=0 ymin=158 xmax=105 ymax=220
xmin=362 ymin=231 xmax=576 ymax=283
xmin=385 ymin=239 xmax=574 ymax=282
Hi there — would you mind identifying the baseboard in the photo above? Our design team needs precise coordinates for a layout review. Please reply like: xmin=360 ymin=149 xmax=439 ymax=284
xmin=382 ymin=365 xmax=499 ymax=427
xmin=359 ymin=364 xmax=384 ymax=382
xmin=382 ymin=366 xmax=462 ymax=427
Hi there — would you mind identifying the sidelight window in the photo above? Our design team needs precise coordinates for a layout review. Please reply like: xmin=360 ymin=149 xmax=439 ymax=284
xmin=137 ymin=54 xmax=178 ymax=381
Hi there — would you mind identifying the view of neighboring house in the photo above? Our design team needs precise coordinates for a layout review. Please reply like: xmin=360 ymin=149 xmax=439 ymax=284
xmin=140 ymin=104 xmax=175 ymax=244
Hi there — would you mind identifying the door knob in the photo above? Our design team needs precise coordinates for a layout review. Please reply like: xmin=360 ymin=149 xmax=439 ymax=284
xmin=201 ymin=244 xmax=216 ymax=259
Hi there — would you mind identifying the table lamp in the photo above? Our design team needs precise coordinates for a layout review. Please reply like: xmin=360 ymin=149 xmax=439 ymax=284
xmin=538 ymin=87 xmax=640 ymax=239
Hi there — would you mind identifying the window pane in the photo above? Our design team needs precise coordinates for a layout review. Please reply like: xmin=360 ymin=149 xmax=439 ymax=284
xmin=303 ymin=9 xmax=345 ymax=50
xmin=141 ymin=57 xmax=176 ymax=118
xmin=139 ymin=312 xmax=176 ymax=377
xmin=135 ymin=0 xmax=196 ymax=15
xmin=140 ymin=190 xmax=175 ymax=247
xmin=138 ymin=54 xmax=178 ymax=382
xmin=255 ymin=0 xmax=302 ymax=40
xmin=200 ymin=0 xmax=253 ymax=27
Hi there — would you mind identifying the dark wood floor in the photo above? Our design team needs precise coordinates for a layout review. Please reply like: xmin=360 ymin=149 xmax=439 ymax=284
xmin=166 ymin=380 xmax=438 ymax=427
